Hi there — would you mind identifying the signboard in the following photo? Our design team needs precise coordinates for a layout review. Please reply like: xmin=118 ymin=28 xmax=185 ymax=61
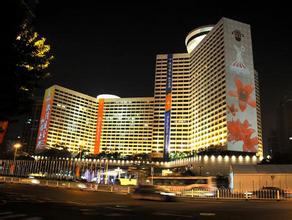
xmin=163 ymin=54 xmax=173 ymax=161
xmin=0 ymin=121 xmax=8 ymax=144
xmin=35 ymin=88 xmax=54 ymax=152
xmin=225 ymin=19 xmax=258 ymax=153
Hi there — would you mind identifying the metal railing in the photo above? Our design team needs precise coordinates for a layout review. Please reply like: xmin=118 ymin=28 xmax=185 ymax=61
xmin=1 ymin=175 xmax=291 ymax=201
xmin=0 ymin=176 xmax=133 ymax=194
xmin=178 ymin=188 xmax=292 ymax=200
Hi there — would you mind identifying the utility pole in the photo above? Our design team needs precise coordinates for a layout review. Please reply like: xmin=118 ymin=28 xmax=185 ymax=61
xmin=198 ymin=165 xmax=203 ymax=176
xmin=151 ymin=166 xmax=154 ymax=185
xmin=105 ymin=159 xmax=109 ymax=184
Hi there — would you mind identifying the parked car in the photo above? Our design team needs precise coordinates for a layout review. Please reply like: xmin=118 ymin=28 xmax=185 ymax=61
xmin=131 ymin=185 xmax=176 ymax=201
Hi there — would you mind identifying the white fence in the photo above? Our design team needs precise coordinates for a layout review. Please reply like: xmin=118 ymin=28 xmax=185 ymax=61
xmin=0 ymin=175 xmax=132 ymax=194
xmin=1 ymin=175 xmax=291 ymax=200
xmin=178 ymin=188 xmax=292 ymax=200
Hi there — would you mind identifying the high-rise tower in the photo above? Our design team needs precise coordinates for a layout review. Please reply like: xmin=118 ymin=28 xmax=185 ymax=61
xmin=152 ymin=18 xmax=263 ymax=158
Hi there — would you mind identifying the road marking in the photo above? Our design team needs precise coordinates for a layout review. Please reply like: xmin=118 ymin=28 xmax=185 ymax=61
xmin=82 ymin=212 xmax=100 ymax=216
xmin=200 ymin=212 xmax=216 ymax=216
xmin=153 ymin=212 xmax=192 ymax=218
xmin=104 ymin=213 xmax=126 ymax=216
xmin=80 ymin=209 xmax=92 ymax=212
xmin=65 ymin=201 xmax=84 ymax=206
xmin=0 ymin=214 xmax=27 ymax=219
xmin=0 ymin=212 xmax=13 ymax=216
xmin=115 ymin=205 xmax=129 ymax=208
xmin=23 ymin=217 xmax=43 ymax=220
xmin=105 ymin=206 xmax=132 ymax=212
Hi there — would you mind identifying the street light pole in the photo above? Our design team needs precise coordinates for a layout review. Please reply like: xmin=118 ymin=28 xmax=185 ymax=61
xmin=79 ymin=144 xmax=82 ymax=160
xmin=13 ymin=143 xmax=22 ymax=165
xmin=78 ymin=140 xmax=86 ymax=160
xmin=11 ymin=143 xmax=22 ymax=175
xmin=151 ymin=166 xmax=154 ymax=185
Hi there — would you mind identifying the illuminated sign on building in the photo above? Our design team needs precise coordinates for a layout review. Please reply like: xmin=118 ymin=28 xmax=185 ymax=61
xmin=35 ymin=89 xmax=54 ymax=152
xmin=226 ymin=21 xmax=258 ymax=153
xmin=0 ymin=121 xmax=8 ymax=144
xmin=164 ymin=54 xmax=173 ymax=161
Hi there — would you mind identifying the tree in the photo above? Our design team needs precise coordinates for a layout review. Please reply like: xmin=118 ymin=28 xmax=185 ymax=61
xmin=1 ymin=1 xmax=53 ymax=144
xmin=12 ymin=21 xmax=53 ymax=117
xmin=169 ymin=151 xmax=188 ymax=161
xmin=36 ymin=144 xmax=72 ymax=158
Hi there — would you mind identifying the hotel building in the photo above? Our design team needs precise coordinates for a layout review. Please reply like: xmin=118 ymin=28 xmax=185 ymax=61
xmin=36 ymin=17 xmax=263 ymax=158
xmin=35 ymin=85 xmax=154 ymax=155
xmin=153 ymin=18 xmax=262 ymax=158
xmin=36 ymin=85 xmax=98 ymax=154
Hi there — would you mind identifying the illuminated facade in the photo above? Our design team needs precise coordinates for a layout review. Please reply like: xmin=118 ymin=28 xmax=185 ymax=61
xmin=152 ymin=53 xmax=191 ymax=159
xmin=36 ymin=85 xmax=153 ymax=155
xmin=100 ymin=97 xmax=154 ymax=155
xmin=35 ymin=85 xmax=99 ymax=154
xmin=153 ymin=17 xmax=263 ymax=157
xmin=37 ymin=17 xmax=263 ymax=157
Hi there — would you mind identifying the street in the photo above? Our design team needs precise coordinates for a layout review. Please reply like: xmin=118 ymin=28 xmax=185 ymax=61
xmin=1 ymin=183 xmax=292 ymax=219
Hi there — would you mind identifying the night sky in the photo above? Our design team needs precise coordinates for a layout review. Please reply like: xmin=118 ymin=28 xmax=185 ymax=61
xmin=9 ymin=2 xmax=292 ymax=150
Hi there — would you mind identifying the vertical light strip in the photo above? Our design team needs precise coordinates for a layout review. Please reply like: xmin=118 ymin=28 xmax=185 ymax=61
xmin=163 ymin=54 xmax=173 ymax=161
xmin=94 ymin=98 xmax=104 ymax=154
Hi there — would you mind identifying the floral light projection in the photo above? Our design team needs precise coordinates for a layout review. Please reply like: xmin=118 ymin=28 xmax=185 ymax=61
xmin=227 ymin=119 xmax=258 ymax=152
xmin=228 ymin=78 xmax=256 ymax=112
xmin=227 ymin=104 xmax=238 ymax=116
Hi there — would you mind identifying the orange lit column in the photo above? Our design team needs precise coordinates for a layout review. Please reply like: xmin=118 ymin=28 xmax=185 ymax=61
xmin=94 ymin=98 xmax=104 ymax=154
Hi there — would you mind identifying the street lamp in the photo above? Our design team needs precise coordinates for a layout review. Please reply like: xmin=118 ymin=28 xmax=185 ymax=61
xmin=13 ymin=143 xmax=22 ymax=164
xmin=78 ymin=140 xmax=86 ymax=160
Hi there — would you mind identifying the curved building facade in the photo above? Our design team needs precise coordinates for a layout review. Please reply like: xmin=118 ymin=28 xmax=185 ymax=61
xmin=185 ymin=25 xmax=213 ymax=53
xmin=37 ymin=17 xmax=263 ymax=158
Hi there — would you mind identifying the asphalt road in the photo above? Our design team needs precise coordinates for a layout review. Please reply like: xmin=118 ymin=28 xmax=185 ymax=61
xmin=1 ymin=183 xmax=292 ymax=220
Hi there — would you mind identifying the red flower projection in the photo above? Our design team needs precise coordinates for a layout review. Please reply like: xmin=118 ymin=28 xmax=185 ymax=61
xmin=228 ymin=78 xmax=256 ymax=111
xmin=227 ymin=119 xmax=258 ymax=152
xmin=227 ymin=104 xmax=238 ymax=116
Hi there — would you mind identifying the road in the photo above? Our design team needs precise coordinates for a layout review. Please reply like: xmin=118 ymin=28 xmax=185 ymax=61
xmin=1 ymin=183 xmax=292 ymax=219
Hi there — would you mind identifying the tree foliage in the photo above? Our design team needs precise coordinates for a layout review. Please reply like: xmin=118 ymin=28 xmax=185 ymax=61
xmin=36 ymin=143 xmax=72 ymax=158
xmin=1 ymin=19 xmax=53 ymax=121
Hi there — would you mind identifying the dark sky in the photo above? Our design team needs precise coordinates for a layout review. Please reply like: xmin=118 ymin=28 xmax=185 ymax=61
xmin=9 ymin=2 xmax=292 ymax=150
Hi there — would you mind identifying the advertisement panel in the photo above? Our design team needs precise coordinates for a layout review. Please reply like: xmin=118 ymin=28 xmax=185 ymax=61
xmin=163 ymin=54 xmax=173 ymax=160
xmin=94 ymin=98 xmax=104 ymax=154
xmin=35 ymin=88 xmax=54 ymax=152
xmin=0 ymin=121 xmax=8 ymax=144
xmin=225 ymin=19 xmax=258 ymax=153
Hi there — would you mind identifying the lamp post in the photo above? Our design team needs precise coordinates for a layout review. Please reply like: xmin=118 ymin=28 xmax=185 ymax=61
xmin=13 ymin=143 xmax=22 ymax=164
xmin=11 ymin=143 xmax=22 ymax=175
xmin=78 ymin=140 xmax=86 ymax=160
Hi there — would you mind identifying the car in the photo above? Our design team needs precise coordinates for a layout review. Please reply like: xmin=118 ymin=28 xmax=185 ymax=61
xmin=131 ymin=185 xmax=176 ymax=201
